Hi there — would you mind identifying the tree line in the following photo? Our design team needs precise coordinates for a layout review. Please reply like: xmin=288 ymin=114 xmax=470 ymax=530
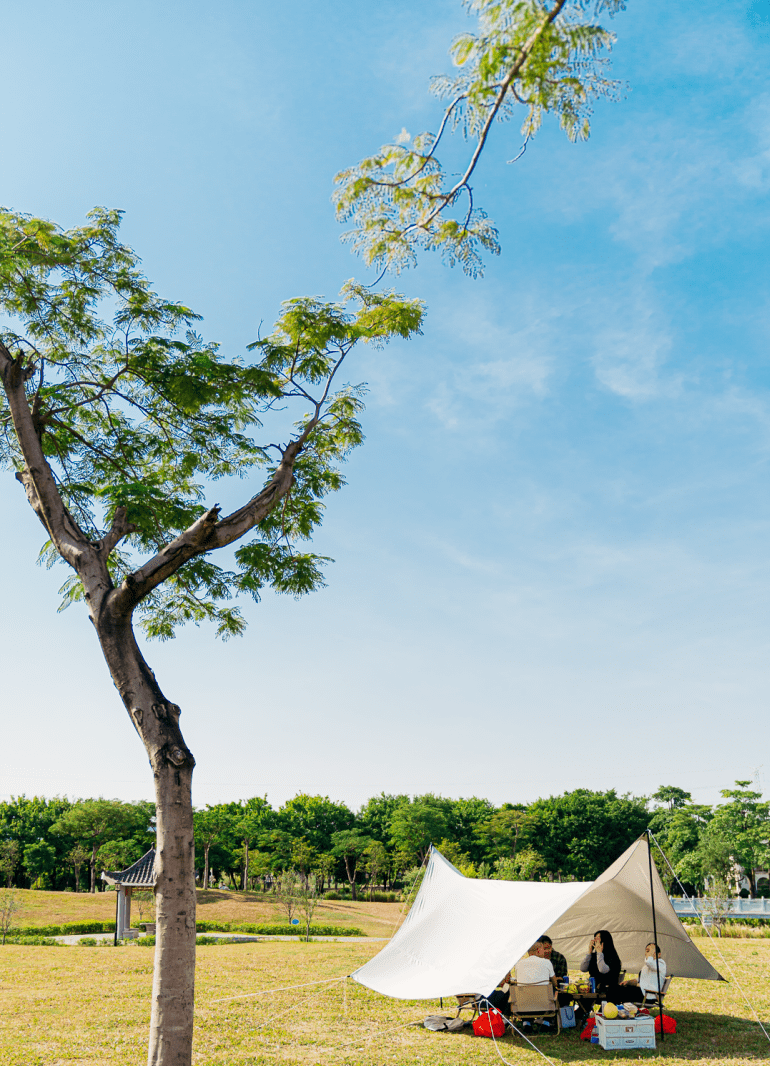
xmin=1 ymin=780 xmax=767 ymax=898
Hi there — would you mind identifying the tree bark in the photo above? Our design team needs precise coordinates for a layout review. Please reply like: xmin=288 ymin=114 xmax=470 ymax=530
xmin=90 ymin=842 xmax=98 ymax=893
xmin=93 ymin=606 xmax=196 ymax=1066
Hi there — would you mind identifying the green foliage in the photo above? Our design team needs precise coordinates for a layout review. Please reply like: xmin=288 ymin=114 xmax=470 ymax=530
xmin=0 ymin=207 xmax=424 ymax=641
xmin=389 ymin=795 xmax=452 ymax=866
xmin=1 ymin=936 xmax=62 ymax=946
xmin=334 ymin=0 xmax=625 ymax=276
xmin=194 ymin=920 xmax=363 ymax=936
xmin=523 ymin=789 xmax=649 ymax=880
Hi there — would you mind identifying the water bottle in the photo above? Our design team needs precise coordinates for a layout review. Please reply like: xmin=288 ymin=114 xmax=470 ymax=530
xmin=589 ymin=977 xmax=595 ymax=993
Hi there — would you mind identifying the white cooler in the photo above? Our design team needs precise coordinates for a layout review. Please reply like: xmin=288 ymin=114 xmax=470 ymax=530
xmin=596 ymin=1014 xmax=656 ymax=1050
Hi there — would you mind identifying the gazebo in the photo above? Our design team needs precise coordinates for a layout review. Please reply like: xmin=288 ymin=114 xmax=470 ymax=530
xmin=102 ymin=847 xmax=156 ymax=942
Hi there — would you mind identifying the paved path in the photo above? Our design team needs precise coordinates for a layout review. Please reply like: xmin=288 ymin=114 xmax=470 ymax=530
xmin=53 ymin=932 xmax=386 ymax=946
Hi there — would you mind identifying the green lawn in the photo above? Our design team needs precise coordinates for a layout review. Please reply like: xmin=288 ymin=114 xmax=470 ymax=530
xmin=0 ymin=937 xmax=767 ymax=1064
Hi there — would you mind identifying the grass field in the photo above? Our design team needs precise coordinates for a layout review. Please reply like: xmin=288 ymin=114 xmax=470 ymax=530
xmin=0 ymin=936 xmax=767 ymax=1065
xmin=9 ymin=887 xmax=401 ymax=939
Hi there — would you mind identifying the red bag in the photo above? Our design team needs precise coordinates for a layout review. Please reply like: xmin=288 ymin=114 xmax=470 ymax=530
xmin=580 ymin=1017 xmax=597 ymax=1041
xmin=654 ymin=1014 xmax=677 ymax=1035
xmin=473 ymin=1009 xmax=506 ymax=1038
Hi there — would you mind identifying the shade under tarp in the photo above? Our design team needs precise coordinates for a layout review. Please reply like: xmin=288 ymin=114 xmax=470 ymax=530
xmin=351 ymin=836 xmax=722 ymax=1000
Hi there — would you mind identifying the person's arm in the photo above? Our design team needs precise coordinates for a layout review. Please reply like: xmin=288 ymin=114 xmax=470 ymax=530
xmin=594 ymin=951 xmax=610 ymax=975
xmin=579 ymin=954 xmax=592 ymax=972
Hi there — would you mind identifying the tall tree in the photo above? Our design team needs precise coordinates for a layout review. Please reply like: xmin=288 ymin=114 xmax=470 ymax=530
xmin=702 ymin=781 xmax=770 ymax=897
xmin=50 ymin=799 xmax=138 ymax=893
xmin=524 ymin=789 xmax=648 ymax=880
xmin=0 ymin=2 xmax=628 ymax=1061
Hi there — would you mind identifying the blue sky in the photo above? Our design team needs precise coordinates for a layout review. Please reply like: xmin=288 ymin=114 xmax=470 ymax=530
xmin=1 ymin=0 xmax=769 ymax=812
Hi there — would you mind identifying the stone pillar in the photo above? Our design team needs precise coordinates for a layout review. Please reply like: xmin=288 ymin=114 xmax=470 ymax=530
xmin=125 ymin=887 xmax=132 ymax=931
xmin=116 ymin=886 xmax=126 ymax=939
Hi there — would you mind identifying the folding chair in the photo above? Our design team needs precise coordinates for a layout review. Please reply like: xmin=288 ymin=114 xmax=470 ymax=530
xmin=644 ymin=975 xmax=672 ymax=1011
xmin=454 ymin=993 xmax=483 ymax=1021
xmin=509 ymin=981 xmax=561 ymax=1034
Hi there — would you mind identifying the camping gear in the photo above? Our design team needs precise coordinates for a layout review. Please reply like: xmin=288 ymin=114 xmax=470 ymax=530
xmin=351 ymin=837 xmax=722 ymax=1001
xmin=423 ymin=1015 xmax=466 ymax=1031
xmin=580 ymin=1017 xmax=596 ymax=1041
xmin=596 ymin=1014 xmax=656 ymax=1049
xmin=509 ymin=982 xmax=561 ymax=1034
xmin=473 ymin=1009 xmax=506 ymax=1038
xmin=559 ymin=1004 xmax=576 ymax=1029
xmin=655 ymin=1013 xmax=677 ymax=1035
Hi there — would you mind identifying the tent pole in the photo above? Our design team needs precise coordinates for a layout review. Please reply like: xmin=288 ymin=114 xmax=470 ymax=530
xmin=646 ymin=830 xmax=664 ymax=1042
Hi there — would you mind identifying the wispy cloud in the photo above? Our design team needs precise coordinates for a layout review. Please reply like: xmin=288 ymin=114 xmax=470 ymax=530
xmin=590 ymin=290 xmax=677 ymax=401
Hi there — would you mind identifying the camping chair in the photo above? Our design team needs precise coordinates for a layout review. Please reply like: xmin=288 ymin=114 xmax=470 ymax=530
xmin=454 ymin=994 xmax=483 ymax=1021
xmin=644 ymin=975 xmax=672 ymax=1011
xmin=509 ymin=981 xmax=561 ymax=1034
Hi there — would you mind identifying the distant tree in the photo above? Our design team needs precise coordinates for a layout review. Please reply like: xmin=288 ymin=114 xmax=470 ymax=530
xmin=358 ymin=793 xmax=410 ymax=845
xmin=649 ymin=801 xmax=712 ymax=894
xmin=0 ymin=889 xmax=23 ymax=944
xmin=22 ymin=840 xmax=58 ymax=887
xmin=435 ymin=838 xmax=477 ymax=876
xmin=652 ymin=786 xmax=692 ymax=811
xmin=291 ymin=839 xmax=318 ymax=888
xmin=67 ymin=844 xmax=90 ymax=893
xmin=362 ymin=840 xmax=389 ymax=896
xmin=277 ymin=869 xmax=299 ymax=925
xmin=525 ymin=790 xmax=649 ymax=881
xmin=331 ymin=829 xmax=374 ymax=900
xmin=235 ymin=797 xmax=273 ymax=892
xmin=702 ymin=781 xmax=770 ymax=897
xmin=193 ymin=806 xmax=233 ymax=890
xmin=0 ymin=796 xmax=72 ymax=888
xmin=295 ymin=873 xmax=320 ymax=941
xmin=0 ymin=840 xmax=19 ymax=888
xmin=50 ymin=799 xmax=141 ymax=893
xmin=390 ymin=796 xmax=451 ymax=866
xmin=279 ymin=794 xmax=355 ymax=855
xmin=446 ymin=797 xmax=496 ymax=864
xmin=477 ymin=806 xmax=530 ymax=864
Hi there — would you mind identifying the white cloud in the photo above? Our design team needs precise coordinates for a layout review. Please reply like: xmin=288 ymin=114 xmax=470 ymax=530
xmin=591 ymin=293 xmax=677 ymax=401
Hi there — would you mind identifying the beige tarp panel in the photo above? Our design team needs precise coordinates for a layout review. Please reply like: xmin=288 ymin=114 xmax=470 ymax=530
xmin=351 ymin=836 xmax=721 ymax=1000
xmin=546 ymin=836 xmax=723 ymax=980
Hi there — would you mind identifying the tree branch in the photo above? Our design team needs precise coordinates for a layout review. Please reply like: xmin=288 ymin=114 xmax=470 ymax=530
xmin=108 ymin=418 xmax=318 ymax=615
xmin=0 ymin=340 xmax=90 ymax=567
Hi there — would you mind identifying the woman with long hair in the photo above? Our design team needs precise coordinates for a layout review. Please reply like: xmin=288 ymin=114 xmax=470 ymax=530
xmin=580 ymin=929 xmax=623 ymax=1004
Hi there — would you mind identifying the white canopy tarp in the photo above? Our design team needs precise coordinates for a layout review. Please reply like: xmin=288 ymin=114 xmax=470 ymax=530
xmin=351 ymin=836 xmax=722 ymax=1000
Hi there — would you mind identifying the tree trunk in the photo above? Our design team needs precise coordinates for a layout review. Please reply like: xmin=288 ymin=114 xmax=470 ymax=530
xmin=242 ymin=840 xmax=249 ymax=892
xmin=203 ymin=844 xmax=210 ymax=891
xmin=90 ymin=842 xmax=98 ymax=893
xmin=344 ymin=856 xmax=357 ymax=901
xmin=94 ymin=607 xmax=196 ymax=1066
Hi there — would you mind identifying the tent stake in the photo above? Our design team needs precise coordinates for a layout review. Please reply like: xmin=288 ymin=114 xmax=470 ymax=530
xmin=646 ymin=829 xmax=664 ymax=1042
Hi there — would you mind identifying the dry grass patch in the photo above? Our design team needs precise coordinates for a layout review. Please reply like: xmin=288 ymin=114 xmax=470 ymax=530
xmin=0 ymin=937 xmax=767 ymax=1065
xmin=12 ymin=887 xmax=402 ymax=939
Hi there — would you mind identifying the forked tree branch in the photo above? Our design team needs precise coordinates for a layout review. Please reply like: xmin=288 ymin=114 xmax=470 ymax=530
xmin=109 ymin=418 xmax=319 ymax=615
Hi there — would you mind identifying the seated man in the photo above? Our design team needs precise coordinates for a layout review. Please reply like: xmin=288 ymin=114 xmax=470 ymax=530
xmin=539 ymin=935 xmax=570 ymax=1006
xmin=483 ymin=942 xmax=556 ymax=1017
xmin=538 ymin=936 xmax=567 ymax=979
xmin=515 ymin=941 xmax=558 ymax=989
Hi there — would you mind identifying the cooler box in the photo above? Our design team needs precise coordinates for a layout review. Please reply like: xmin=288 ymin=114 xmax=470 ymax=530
xmin=596 ymin=1014 xmax=656 ymax=1050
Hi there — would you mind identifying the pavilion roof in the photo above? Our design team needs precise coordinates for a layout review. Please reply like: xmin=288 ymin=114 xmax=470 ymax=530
xmin=102 ymin=847 xmax=157 ymax=888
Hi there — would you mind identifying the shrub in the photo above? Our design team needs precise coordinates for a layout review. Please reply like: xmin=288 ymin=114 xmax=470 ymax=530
xmin=194 ymin=920 xmax=364 ymax=936
xmin=2 ymin=936 xmax=61 ymax=946
xmin=323 ymin=891 xmax=341 ymax=900
xmin=77 ymin=937 xmax=98 ymax=946
xmin=7 ymin=920 xmax=116 ymax=938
